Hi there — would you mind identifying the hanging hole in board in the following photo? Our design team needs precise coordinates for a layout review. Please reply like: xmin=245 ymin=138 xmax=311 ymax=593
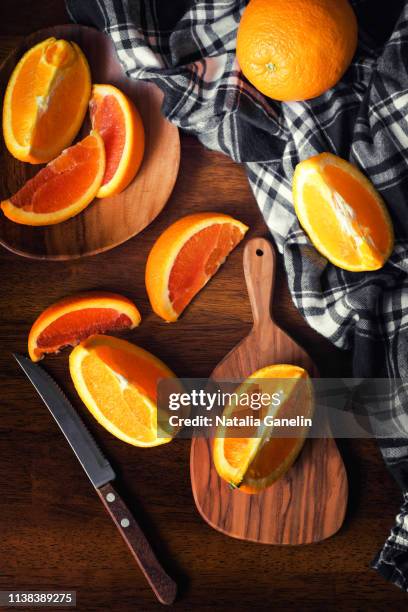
xmin=256 ymin=249 xmax=264 ymax=257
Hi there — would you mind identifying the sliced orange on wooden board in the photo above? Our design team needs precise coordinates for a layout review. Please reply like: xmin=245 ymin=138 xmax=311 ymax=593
xmin=146 ymin=213 xmax=249 ymax=322
xmin=69 ymin=335 xmax=176 ymax=447
xmin=293 ymin=153 xmax=394 ymax=271
xmin=1 ymin=131 xmax=105 ymax=226
xmin=213 ymin=364 xmax=313 ymax=493
xmin=28 ymin=292 xmax=141 ymax=362
xmin=90 ymin=84 xmax=145 ymax=198
xmin=3 ymin=37 xmax=91 ymax=164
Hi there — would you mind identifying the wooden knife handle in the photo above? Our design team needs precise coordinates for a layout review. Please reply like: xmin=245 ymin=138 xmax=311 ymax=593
xmin=97 ymin=482 xmax=177 ymax=605
xmin=243 ymin=237 xmax=276 ymax=329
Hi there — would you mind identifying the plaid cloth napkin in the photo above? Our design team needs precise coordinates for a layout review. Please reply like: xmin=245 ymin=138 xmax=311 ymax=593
xmin=67 ymin=0 xmax=408 ymax=590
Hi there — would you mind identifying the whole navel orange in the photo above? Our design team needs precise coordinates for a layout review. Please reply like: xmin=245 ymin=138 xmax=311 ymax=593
xmin=236 ymin=0 xmax=358 ymax=102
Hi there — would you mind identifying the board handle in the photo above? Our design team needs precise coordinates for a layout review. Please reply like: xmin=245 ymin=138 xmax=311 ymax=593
xmin=97 ymin=482 xmax=177 ymax=605
xmin=243 ymin=237 xmax=276 ymax=329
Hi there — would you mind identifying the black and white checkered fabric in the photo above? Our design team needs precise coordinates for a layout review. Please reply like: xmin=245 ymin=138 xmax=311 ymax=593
xmin=67 ymin=0 xmax=408 ymax=590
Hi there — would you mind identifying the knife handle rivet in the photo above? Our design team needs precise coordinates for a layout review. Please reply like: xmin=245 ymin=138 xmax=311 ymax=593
xmin=121 ymin=518 xmax=130 ymax=528
xmin=106 ymin=493 xmax=115 ymax=503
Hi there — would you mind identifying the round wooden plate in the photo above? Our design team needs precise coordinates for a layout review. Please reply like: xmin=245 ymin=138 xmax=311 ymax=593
xmin=0 ymin=25 xmax=180 ymax=260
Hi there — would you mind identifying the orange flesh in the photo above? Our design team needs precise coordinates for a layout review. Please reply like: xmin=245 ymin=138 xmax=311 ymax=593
xmin=10 ymin=46 xmax=43 ymax=147
xmin=90 ymin=94 xmax=125 ymax=185
xmin=323 ymin=165 xmax=389 ymax=253
xmin=90 ymin=344 xmax=172 ymax=402
xmin=169 ymin=224 xmax=243 ymax=314
xmin=304 ymin=165 xmax=388 ymax=265
xmin=224 ymin=438 xmax=254 ymax=468
xmin=81 ymin=351 xmax=156 ymax=441
xmin=222 ymin=373 xmax=311 ymax=484
xmin=245 ymin=385 xmax=308 ymax=479
xmin=44 ymin=41 xmax=75 ymax=66
xmin=36 ymin=309 xmax=132 ymax=353
xmin=10 ymin=134 xmax=101 ymax=213
xmin=246 ymin=438 xmax=300 ymax=479
xmin=223 ymin=385 xmax=266 ymax=466
xmin=31 ymin=47 xmax=89 ymax=155
xmin=9 ymin=40 xmax=89 ymax=155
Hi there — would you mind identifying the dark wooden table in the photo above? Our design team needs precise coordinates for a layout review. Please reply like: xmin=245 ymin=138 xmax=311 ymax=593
xmin=0 ymin=2 xmax=406 ymax=610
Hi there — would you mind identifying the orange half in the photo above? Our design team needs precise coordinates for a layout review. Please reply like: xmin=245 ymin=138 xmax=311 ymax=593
xmin=293 ymin=153 xmax=394 ymax=271
xmin=3 ymin=37 xmax=91 ymax=164
xmin=145 ymin=213 xmax=249 ymax=322
xmin=90 ymin=84 xmax=145 ymax=198
xmin=69 ymin=335 xmax=176 ymax=447
xmin=28 ymin=292 xmax=141 ymax=362
xmin=1 ymin=131 xmax=105 ymax=226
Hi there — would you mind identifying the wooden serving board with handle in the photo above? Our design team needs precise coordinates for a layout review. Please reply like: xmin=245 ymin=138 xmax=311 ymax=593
xmin=190 ymin=237 xmax=348 ymax=544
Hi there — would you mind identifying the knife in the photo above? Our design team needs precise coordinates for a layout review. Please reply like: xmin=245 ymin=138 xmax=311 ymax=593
xmin=13 ymin=353 xmax=177 ymax=606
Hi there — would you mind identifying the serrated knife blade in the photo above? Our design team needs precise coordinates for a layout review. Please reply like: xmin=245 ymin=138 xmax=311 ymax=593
xmin=13 ymin=353 xmax=115 ymax=488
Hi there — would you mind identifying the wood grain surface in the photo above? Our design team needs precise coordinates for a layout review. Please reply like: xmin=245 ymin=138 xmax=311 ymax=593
xmin=0 ymin=2 xmax=407 ymax=611
xmin=191 ymin=238 xmax=348 ymax=545
xmin=0 ymin=25 xmax=180 ymax=260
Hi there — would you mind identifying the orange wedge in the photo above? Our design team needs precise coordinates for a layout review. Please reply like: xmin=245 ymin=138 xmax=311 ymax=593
xmin=90 ymin=84 xmax=145 ymax=198
xmin=145 ymin=213 xmax=248 ymax=322
xmin=69 ymin=335 xmax=176 ymax=447
xmin=1 ymin=131 xmax=105 ymax=226
xmin=3 ymin=37 xmax=91 ymax=164
xmin=213 ymin=365 xmax=313 ymax=493
xmin=293 ymin=153 xmax=394 ymax=271
xmin=28 ymin=292 xmax=141 ymax=362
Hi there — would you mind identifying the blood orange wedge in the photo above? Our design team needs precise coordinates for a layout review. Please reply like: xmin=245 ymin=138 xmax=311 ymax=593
xmin=3 ymin=37 xmax=91 ymax=164
xmin=90 ymin=84 xmax=145 ymax=198
xmin=213 ymin=365 xmax=313 ymax=493
xmin=28 ymin=292 xmax=141 ymax=362
xmin=145 ymin=213 xmax=249 ymax=322
xmin=69 ymin=335 xmax=176 ymax=447
xmin=1 ymin=131 xmax=105 ymax=226
xmin=293 ymin=153 xmax=394 ymax=271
